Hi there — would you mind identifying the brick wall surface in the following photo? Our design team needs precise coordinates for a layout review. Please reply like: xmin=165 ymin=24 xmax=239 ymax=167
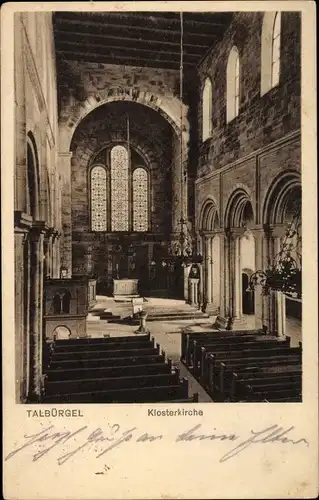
xmin=196 ymin=11 xmax=301 ymax=229
xmin=197 ymin=12 xmax=301 ymax=176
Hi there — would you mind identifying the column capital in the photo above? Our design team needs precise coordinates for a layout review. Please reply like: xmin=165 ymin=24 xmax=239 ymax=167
xmin=204 ymin=233 xmax=213 ymax=242
xmin=225 ymin=228 xmax=245 ymax=240
xmin=44 ymin=227 xmax=55 ymax=243
xmin=265 ymin=224 xmax=288 ymax=239
xmin=30 ymin=221 xmax=49 ymax=241
xmin=14 ymin=211 xmax=33 ymax=231
xmin=250 ymin=227 xmax=265 ymax=240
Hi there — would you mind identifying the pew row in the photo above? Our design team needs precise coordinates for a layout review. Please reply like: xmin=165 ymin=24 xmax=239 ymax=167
xmin=180 ymin=330 xmax=302 ymax=402
xmin=43 ymin=335 xmax=196 ymax=404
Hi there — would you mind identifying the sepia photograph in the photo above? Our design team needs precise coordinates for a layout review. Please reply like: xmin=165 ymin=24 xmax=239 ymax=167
xmin=13 ymin=8 xmax=303 ymax=405
xmin=2 ymin=2 xmax=318 ymax=499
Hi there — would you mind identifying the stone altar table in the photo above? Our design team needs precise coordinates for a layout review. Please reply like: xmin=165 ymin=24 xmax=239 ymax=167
xmin=113 ymin=278 xmax=139 ymax=301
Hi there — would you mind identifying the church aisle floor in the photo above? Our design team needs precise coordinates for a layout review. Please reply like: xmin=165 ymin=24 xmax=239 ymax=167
xmin=87 ymin=296 xmax=215 ymax=402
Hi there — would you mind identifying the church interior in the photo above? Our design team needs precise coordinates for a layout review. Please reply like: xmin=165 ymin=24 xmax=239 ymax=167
xmin=14 ymin=11 xmax=302 ymax=404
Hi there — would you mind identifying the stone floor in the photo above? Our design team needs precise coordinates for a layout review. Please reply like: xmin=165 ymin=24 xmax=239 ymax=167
xmin=87 ymin=296 xmax=217 ymax=402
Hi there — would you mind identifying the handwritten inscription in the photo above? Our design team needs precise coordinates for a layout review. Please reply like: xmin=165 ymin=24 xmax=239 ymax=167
xmin=5 ymin=423 xmax=309 ymax=467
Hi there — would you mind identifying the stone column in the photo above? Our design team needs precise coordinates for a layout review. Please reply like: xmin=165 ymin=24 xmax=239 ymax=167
xmin=14 ymin=14 xmax=27 ymax=213
xmin=225 ymin=231 xmax=231 ymax=317
xmin=197 ymin=233 xmax=204 ymax=305
xmin=14 ymin=212 xmax=33 ymax=402
xmin=28 ymin=222 xmax=47 ymax=401
xmin=235 ymin=235 xmax=242 ymax=318
xmin=214 ymin=230 xmax=231 ymax=329
xmin=205 ymin=236 xmax=212 ymax=303
xmin=189 ymin=278 xmax=199 ymax=306
xmin=271 ymin=226 xmax=287 ymax=336
xmin=251 ymin=227 xmax=265 ymax=329
xmin=43 ymin=230 xmax=54 ymax=279
xmin=59 ymin=152 xmax=73 ymax=278
xmin=273 ymin=227 xmax=287 ymax=336
xmin=262 ymin=225 xmax=273 ymax=332
xmin=229 ymin=231 xmax=242 ymax=320
xmin=218 ymin=231 xmax=226 ymax=318
xmin=183 ymin=264 xmax=192 ymax=302
xmin=211 ymin=234 xmax=220 ymax=313
xmin=51 ymin=231 xmax=60 ymax=279
xmin=276 ymin=292 xmax=286 ymax=336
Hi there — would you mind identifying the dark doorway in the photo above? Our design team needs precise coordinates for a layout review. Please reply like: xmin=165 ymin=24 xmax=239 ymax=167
xmin=242 ymin=272 xmax=255 ymax=315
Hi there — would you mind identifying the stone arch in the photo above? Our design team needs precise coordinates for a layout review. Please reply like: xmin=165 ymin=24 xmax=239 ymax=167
xmin=262 ymin=170 xmax=301 ymax=225
xmin=224 ymin=187 xmax=255 ymax=229
xmin=199 ymin=197 xmax=220 ymax=231
xmin=26 ymin=131 xmax=40 ymax=219
xmin=59 ymin=90 xmax=188 ymax=154
xmin=89 ymin=140 xmax=152 ymax=172
xmin=52 ymin=325 xmax=71 ymax=340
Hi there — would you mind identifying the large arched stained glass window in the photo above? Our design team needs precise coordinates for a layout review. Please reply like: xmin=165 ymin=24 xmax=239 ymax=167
xmin=91 ymin=165 xmax=107 ymax=231
xmin=111 ymin=145 xmax=129 ymax=231
xmin=133 ymin=167 xmax=148 ymax=231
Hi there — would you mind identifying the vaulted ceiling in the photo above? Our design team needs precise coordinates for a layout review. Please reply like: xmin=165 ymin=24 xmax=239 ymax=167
xmin=53 ymin=11 xmax=233 ymax=70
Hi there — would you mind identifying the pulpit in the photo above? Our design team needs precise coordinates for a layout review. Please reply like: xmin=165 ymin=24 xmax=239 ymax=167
xmin=113 ymin=278 xmax=139 ymax=301
xmin=44 ymin=277 xmax=89 ymax=339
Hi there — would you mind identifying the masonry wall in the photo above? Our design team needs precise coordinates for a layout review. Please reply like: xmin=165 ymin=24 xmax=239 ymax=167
xmin=195 ymin=11 xmax=301 ymax=330
xmin=196 ymin=11 xmax=301 ymax=226
xmin=14 ymin=12 xmax=61 ymax=402
xmin=197 ymin=11 xmax=301 ymax=179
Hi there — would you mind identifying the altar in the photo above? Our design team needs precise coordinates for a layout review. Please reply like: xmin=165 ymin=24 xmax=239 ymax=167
xmin=113 ymin=278 xmax=139 ymax=301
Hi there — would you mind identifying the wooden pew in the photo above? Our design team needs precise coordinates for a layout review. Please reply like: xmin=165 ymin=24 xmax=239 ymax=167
xmin=48 ymin=354 xmax=166 ymax=371
xmin=181 ymin=329 xmax=263 ymax=363
xmin=221 ymin=361 xmax=302 ymax=399
xmin=44 ymin=369 xmax=182 ymax=396
xmin=242 ymin=381 xmax=302 ymax=402
xmin=54 ymin=333 xmax=151 ymax=345
xmin=263 ymin=396 xmax=302 ymax=402
xmin=231 ymin=371 xmax=301 ymax=401
xmin=206 ymin=349 xmax=301 ymax=400
xmin=51 ymin=346 xmax=160 ymax=361
xmin=195 ymin=337 xmax=291 ymax=377
xmin=53 ymin=339 xmax=155 ymax=353
xmin=42 ymin=378 xmax=189 ymax=404
xmin=45 ymin=360 xmax=173 ymax=382
xmin=187 ymin=334 xmax=281 ymax=368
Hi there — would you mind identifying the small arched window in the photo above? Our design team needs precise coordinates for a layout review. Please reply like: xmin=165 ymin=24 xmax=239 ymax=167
xmin=226 ymin=46 xmax=240 ymax=122
xmin=62 ymin=292 xmax=71 ymax=314
xmin=261 ymin=12 xmax=282 ymax=95
xmin=271 ymin=13 xmax=281 ymax=88
xmin=53 ymin=291 xmax=71 ymax=314
xmin=133 ymin=167 xmax=149 ymax=231
xmin=91 ymin=166 xmax=107 ymax=231
xmin=53 ymin=294 xmax=61 ymax=315
xmin=202 ymin=77 xmax=212 ymax=141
